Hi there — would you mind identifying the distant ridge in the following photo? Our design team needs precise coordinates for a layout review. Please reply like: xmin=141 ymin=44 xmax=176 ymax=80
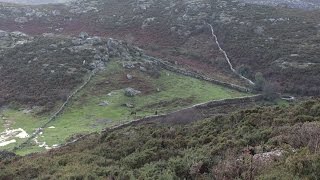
xmin=0 ymin=0 xmax=71 ymax=5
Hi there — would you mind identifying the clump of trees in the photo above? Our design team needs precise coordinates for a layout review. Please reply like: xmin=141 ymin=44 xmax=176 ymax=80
xmin=253 ymin=72 xmax=279 ymax=101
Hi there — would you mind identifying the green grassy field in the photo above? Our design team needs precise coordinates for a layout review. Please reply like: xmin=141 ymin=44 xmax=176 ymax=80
xmin=0 ymin=109 xmax=48 ymax=151
xmin=1 ymin=60 xmax=249 ymax=154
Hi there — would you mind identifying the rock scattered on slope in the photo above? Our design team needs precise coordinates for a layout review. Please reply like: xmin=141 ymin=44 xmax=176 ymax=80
xmin=124 ymin=87 xmax=141 ymax=97
xmin=98 ymin=101 xmax=109 ymax=106
xmin=126 ymin=74 xmax=133 ymax=80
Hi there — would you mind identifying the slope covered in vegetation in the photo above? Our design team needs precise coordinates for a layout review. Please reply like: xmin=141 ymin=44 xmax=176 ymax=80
xmin=1 ymin=0 xmax=320 ymax=95
xmin=2 ymin=59 xmax=247 ymax=155
xmin=0 ymin=100 xmax=319 ymax=179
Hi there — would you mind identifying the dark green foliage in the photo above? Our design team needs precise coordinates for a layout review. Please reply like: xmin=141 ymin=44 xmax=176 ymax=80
xmin=0 ymin=36 xmax=94 ymax=111
xmin=1 ymin=100 xmax=320 ymax=179
xmin=254 ymin=72 xmax=266 ymax=91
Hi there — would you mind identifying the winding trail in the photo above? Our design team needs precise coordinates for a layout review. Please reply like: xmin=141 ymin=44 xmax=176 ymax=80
xmin=207 ymin=23 xmax=255 ymax=85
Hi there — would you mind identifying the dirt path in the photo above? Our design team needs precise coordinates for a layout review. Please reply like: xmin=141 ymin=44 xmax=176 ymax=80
xmin=207 ymin=23 xmax=255 ymax=85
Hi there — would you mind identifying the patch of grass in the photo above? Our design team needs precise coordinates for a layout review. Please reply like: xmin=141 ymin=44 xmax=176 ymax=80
xmin=0 ymin=109 xmax=48 ymax=151
xmin=14 ymin=145 xmax=45 ymax=156
xmin=275 ymin=99 xmax=290 ymax=107
xmin=36 ymin=60 xmax=248 ymax=147
xmin=3 ymin=109 xmax=47 ymax=132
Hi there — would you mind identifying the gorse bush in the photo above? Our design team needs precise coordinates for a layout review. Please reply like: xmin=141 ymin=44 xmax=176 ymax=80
xmin=1 ymin=100 xmax=320 ymax=179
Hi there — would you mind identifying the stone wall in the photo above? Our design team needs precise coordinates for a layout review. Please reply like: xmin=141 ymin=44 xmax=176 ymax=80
xmin=143 ymin=55 xmax=251 ymax=93
xmin=13 ymin=70 xmax=97 ymax=151
xmin=105 ymin=94 xmax=262 ymax=131
xmin=59 ymin=95 xmax=262 ymax=149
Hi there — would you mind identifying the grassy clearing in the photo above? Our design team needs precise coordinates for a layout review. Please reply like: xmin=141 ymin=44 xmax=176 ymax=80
xmin=36 ymin=60 xmax=248 ymax=148
xmin=1 ymin=60 xmax=249 ymax=154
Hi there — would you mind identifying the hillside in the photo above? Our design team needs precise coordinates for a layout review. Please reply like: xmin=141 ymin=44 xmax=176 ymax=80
xmin=0 ymin=0 xmax=319 ymax=179
xmin=0 ymin=0 xmax=71 ymax=5
xmin=0 ymin=0 xmax=320 ymax=95
xmin=0 ymin=100 xmax=319 ymax=179
xmin=0 ymin=29 xmax=252 ymax=154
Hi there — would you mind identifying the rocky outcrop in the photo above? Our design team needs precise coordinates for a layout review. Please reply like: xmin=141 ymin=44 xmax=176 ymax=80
xmin=14 ymin=16 xmax=28 ymax=23
xmin=107 ymin=38 xmax=143 ymax=60
xmin=0 ymin=30 xmax=32 ymax=49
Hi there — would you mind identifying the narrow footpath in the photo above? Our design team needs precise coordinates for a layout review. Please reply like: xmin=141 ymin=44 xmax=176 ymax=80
xmin=207 ymin=23 xmax=255 ymax=85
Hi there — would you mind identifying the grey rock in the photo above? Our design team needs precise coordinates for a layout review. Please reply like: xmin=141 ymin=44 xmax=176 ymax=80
xmin=79 ymin=32 xmax=89 ymax=39
xmin=126 ymin=74 xmax=133 ymax=80
xmin=254 ymin=26 xmax=265 ymax=35
xmin=101 ymin=55 xmax=109 ymax=62
xmin=89 ymin=60 xmax=105 ymax=70
xmin=125 ymin=103 xmax=135 ymax=108
xmin=122 ymin=62 xmax=135 ymax=69
xmin=139 ymin=66 xmax=147 ymax=72
xmin=49 ymin=44 xmax=58 ymax=49
xmin=10 ymin=31 xmax=28 ymax=37
xmin=142 ymin=17 xmax=155 ymax=29
xmin=98 ymin=101 xmax=109 ymax=106
xmin=52 ymin=10 xmax=61 ymax=16
xmin=94 ymin=54 xmax=102 ymax=60
xmin=0 ymin=30 xmax=8 ymax=38
xmin=35 ymin=12 xmax=47 ymax=18
xmin=15 ymin=17 xmax=28 ymax=23
xmin=124 ymin=87 xmax=141 ymax=97
xmin=67 ymin=67 xmax=77 ymax=74
xmin=85 ymin=36 xmax=102 ymax=45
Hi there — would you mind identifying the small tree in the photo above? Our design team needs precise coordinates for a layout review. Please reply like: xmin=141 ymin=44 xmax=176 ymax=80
xmin=254 ymin=72 xmax=265 ymax=91
xmin=262 ymin=82 xmax=279 ymax=101
xmin=237 ymin=65 xmax=252 ymax=79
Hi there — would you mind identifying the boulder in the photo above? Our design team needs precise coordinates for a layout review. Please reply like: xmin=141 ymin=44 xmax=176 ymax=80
xmin=71 ymin=38 xmax=83 ymax=45
xmin=124 ymin=87 xmax=141 ymax=97
xmin=139 ymin=66 xmax=147 ymax=72
xmin=125 ymin=103 xmax=134 ymax=108
xmin=14 ymin=17 xmax=28 ymax=23
xmin=85 ymin=36 xmax=102 ymax=45
xmin=94 ymin=54 xmax=102 ymax=60
xmin=0 ymin=30 xmax=8 ymax=38
xmin=98 ymin=101 xmax=109 ymax=106
xmin=101 ymin=55 xmax=109 ymax=62
xmin=122 ymin=62 xmax=135 ymax=69
xmin=52 ymin=10 xmax=61 ymax=16
xmin=10 ymin=31 xmax=28 ymax=37
xmin=126 ymin=74 xmax=133 ymax=80
xmin=254 ymin=26 xmax=265 ymax=35
xmin=89 ymin=60 xmax=105 ymax=70
xmin=79 ymin=32 xmax=89 ymax=39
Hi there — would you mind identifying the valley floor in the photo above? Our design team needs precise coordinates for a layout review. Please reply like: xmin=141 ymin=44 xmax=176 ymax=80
xmin=0 ymin=59 xmax=249 ymax=155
